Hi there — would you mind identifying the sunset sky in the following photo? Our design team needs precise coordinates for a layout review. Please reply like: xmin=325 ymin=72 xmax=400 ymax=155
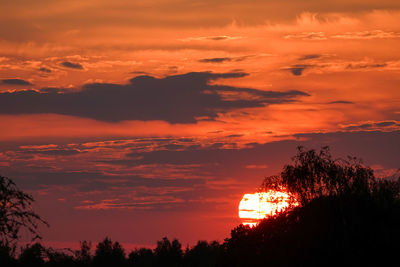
xmin=1 ymin=0 xmax=399 ymax=249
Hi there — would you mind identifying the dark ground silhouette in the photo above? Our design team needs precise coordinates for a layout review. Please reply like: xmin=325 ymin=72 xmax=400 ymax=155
xmin=1 ymin=147 xmax=399 ymax=266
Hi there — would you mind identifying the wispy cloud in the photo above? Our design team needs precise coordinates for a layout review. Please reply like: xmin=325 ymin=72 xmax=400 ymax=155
xmin=285 ymin=30 xmax=400 ymax=41
xmin=332 ymin=30 xmax=400 ymax=39
xmin=284 ymin=32 xmax=327 ymax=40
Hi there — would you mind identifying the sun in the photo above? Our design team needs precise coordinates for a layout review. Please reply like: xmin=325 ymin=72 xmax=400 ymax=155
xmin=238 ymin=190 xmax=294 ymax=227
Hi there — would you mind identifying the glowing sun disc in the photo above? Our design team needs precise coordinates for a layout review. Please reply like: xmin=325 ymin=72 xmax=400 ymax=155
xmin=238 ymin=190 xmax=293 ymax=226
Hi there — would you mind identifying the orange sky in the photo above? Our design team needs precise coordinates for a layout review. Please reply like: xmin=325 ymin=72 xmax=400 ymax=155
xmin=0 ymin=0 xmax=399 ymax=249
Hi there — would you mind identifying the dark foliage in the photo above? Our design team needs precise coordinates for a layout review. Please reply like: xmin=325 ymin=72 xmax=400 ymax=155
xmin=183 ymin=240 xmax=223 ymax=267
xmin=261 ymin=146 xmax=381 ymax=205
xmin=45 ymin=247 xmax=75 ymax=267
xmin=0 ymin=244 xmax=17 ymax=266
xmin=93 ymin=237 xmax=126 ymax=267
xmin=153 ymin=237 xmax=183 ymax=267
xmin=19 ymin=243 xmax=46 ymax=267
xmin=128 ymin=248 xmax=154 ymax=267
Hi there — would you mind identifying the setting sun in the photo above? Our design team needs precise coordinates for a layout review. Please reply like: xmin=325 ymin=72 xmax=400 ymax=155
xmin=239 ymin=191 xmax=295 ymax=227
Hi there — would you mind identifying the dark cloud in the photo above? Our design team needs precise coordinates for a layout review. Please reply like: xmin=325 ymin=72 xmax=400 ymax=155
xmin=198 ymin=56 xmax=251 ymax=64
xmin=8 ymin=171 xmax=105 ymax=189
xmin=208 ymin=36 xmax=230 ymax=41
xmin=0 ymin=71 xmax=309 ymax=123
xmin=343 ymin=121 xmax=398 ymax=131
xmin=12 ymin=170 xmax=204 ymax=192
xmin=61 ymin=61 xmax=84 ymax=69
xmin=298 ymin=54 xmax=321 ymax=60
xmin=284 ymin=65 xmax=312 ymax=76
xmin=345 ymin=123 xmax=373 ymax=130
xmin=39 ymin=67 xmax=52 ymax=73
xmin=328 ymin=100 xmax=354 ymax=104
xmin=185 ymin=36 xmax=238 ymax=41
xmin=162 ymin=144 xmax=186 ymax=150
xmin=375 ymin=121 xmax=396 ymax=127
xmin=198 ymin=57 xmax=232 ymax=63
xmin=20 ymin=149 xmax=83 ymax=156
xmin=346 ymin=63 xmax=387 ymax=69
xmin=226 ymin=134 xmax=244 ymax=138
xmin=1 ymin=78 xmax=33 ymax=86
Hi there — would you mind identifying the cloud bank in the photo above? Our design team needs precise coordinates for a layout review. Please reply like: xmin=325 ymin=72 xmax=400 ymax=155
xmin=0 ymin=72 xmax=308 ymax=123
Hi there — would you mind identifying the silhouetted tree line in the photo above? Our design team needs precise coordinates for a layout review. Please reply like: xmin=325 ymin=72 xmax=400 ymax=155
xmin=1 ymin=147 xmax=399 ymax=266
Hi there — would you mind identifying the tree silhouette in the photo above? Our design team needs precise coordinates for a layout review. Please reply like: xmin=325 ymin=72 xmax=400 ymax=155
xmin=128 ymin=247 xmax=154 ymax=267
xmin=93 ymin=237 xmax=126 ymax=267
xmin=0 ymin=244 xmax=17 ymax=267
xmin=154 ymin=237 xmax=183 ymax=267
xmin=184 ymin=240 xmax=222 ymax=267
xmin=18 ymin=243 xmax=45 ymax=267
xmin=75 ymin=240 xmax=92 ymax=266
xmin=262 ymin=146 xmax=380 ymax=205
xmin=45 ymin=247 xmax=75 ymax=267
xmin=0 ymin=175 xmax=48 ymax=254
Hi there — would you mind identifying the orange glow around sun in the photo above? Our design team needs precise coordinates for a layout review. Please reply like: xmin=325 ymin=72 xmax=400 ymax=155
xmin=238 ymin=190 xmax=295 ymax=227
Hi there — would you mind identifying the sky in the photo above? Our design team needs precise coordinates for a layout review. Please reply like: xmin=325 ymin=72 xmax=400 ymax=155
xmin=0 ymin=0 xmax=399 ymax=249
